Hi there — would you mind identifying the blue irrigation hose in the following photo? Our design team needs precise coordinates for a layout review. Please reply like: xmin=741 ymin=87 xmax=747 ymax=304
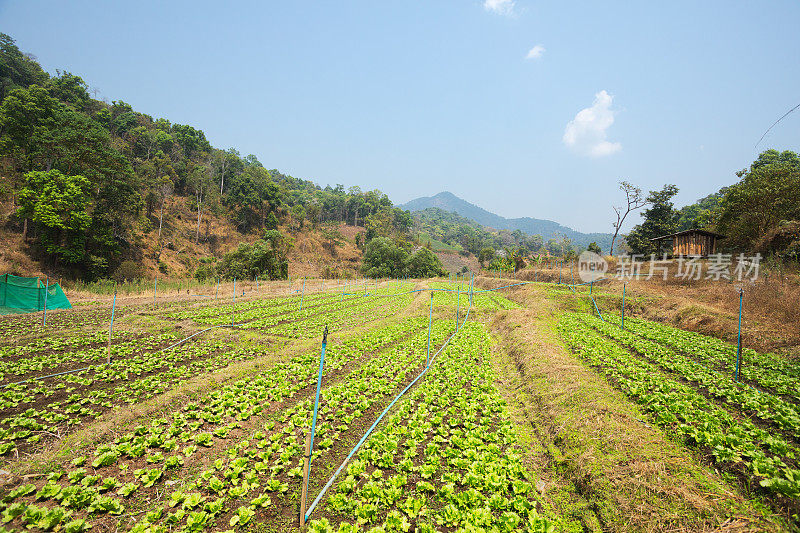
xmin=305 ymin=327 xmax=328 ymax=500
xmin=0 ymin=365 xmax=108 ymax=389
xmin=304 ymin=285 xmax=475 ymax=522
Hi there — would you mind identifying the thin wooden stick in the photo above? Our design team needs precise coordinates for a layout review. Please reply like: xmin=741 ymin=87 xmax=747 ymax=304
xmin=299 ymin=431 xmax=312 ymax=526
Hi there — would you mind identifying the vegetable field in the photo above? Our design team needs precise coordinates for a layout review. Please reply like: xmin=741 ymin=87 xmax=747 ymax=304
xmin=1 ymin=277 xmax=797 ymax=531
xmin=0 ymin=278 xmax=571 ymax=532
xmin=558 ymin=312 xmax=800 ymax=523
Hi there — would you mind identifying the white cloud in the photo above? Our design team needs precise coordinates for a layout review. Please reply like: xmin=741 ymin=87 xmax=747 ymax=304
xmin=562 ymin=90 xmax=622 ymax=157
xmin=483 ymin=0 xmax=515 ymax=15
xmin=526 ymin=45 xmax=545 ymax=60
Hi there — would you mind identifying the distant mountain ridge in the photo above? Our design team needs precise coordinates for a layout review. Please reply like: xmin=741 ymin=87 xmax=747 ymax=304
xmin=399 ymin=191 xmax=613 ymax=252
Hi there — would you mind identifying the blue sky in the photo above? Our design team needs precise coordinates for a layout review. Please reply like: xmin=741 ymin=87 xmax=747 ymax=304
xmin=2 ymin=0 xmax=799 ymax=233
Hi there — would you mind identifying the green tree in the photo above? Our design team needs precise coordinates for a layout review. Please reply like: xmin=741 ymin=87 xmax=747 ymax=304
xmin=478 ymin=247 xmax=495 ymax=266
xmin=226 ymin=165 xmax=280 ymax=232
xmin=405 ymin=247 xmax=446 ymax=278
xmin=216 ymin=233 xmax=289 ymax=281
xmin=16 ymin=170 xmax=91 ymax=265
xmin=46 ymin=71 xmax=90 ymax=110
xmin=172 ymin=123 xmax=210 ymax=157
xmin=361 ymin=237 xmax=408 ymax=278
xmin=717 ymin=150 xmax=800 ymax=250
xmin=0 ymin=33 xmax=49 ymax=101
xmin=677 ymin=191 xmax=726 ymax=231
xmin=290 ymin=204 xmax=306 ymax=232
xmin=587 ymin=242 xmax=602 ymax=255
xmin=625 ymin=185 xmax=680 ymax=255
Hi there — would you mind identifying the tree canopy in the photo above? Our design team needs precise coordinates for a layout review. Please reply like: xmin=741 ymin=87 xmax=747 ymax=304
xmin=0 ymin=32 xmax=411 ymax=279
xmin=361 ymin=237 xmax=446 ymax=278
xmin=625 ymin=185 xmax=680 ymax=256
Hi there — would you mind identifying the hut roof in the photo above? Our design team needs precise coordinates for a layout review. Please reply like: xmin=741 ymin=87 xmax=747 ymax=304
xmin=649 ymin=229 xmax=725 ymax=242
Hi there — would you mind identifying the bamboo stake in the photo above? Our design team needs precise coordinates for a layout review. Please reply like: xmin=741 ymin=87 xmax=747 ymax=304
xmin=299 ymin=431 xmax=312 ymax=525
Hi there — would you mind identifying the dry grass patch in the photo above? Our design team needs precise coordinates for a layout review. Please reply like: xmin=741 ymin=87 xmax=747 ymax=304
xmin=485 ymin=284 xmax=781 ymax=532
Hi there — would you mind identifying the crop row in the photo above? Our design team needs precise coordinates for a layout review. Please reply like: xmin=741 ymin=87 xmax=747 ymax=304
xmin=0 ymin=306 xmax=125 ymax=341
xmin=308 ymin=322 xmax=560 ymax=532
xmin=230 ymin=293 xmax=386 ymax=331
xmin=0 ymin=316 xmax=446 ymax=531
xmin=623 ymin=317 xmax=800 ymax=402
xmin=240 ymin=293 xmax=414 ymax=337
xmin=579 ymin=314 xmax=800 ymax=439
xmin=558 ymin=313 xmax=800 ymax=505
xmin=0 ymin=330 xmax=136 ymax=360
xmin=164 ymin=291 xmax=337 ymax=324
xmin=0 ymin=340 xmax=260 ymax=455
xmin=0 ymin=333 xmax=178 ymax=385
xmin=426 ymin=282 xmax=519 ymax=311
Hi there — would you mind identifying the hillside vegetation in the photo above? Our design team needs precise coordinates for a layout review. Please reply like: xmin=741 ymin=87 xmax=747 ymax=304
xmin=0 ymin=33 xmax=413 ymax=281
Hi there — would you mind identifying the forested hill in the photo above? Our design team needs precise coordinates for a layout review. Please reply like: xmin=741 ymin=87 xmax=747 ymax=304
xmin=0 ymin=33 xmax=412 ymax=280
xmin=400 ymin=191 xmax=614 ymax=252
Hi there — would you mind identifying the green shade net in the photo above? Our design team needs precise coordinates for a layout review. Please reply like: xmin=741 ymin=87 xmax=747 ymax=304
xmin=0 ymin=274 xmax=72 ymax=315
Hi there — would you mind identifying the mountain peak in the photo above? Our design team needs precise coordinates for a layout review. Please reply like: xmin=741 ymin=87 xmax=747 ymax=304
xmin=399 ymin=192 xmax=613 ymax=251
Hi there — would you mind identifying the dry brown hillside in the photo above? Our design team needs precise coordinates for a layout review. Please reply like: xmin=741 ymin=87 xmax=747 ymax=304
xmin=0 ymin=193 xmax=365 ymax=280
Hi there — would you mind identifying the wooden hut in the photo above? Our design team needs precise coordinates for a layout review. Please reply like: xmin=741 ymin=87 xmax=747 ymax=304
xmin=650 ymin=229 xmax=724 ymax=257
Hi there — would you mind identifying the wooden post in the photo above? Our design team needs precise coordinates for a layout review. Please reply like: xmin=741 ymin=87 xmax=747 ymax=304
xmin=42 ymin=276 xmax=49 ymax=327
xmin=108 ymin=289 xmax=117 ymax=365
xmin=735 ymin=288 xmax=744 ymax=381
xmin=426 ymin=293 xmax=433 ymax=367
xmin=301 ymin=326 xmax=328 ymax=525
xmin=299 ymin=431 xmax=313 ymax=526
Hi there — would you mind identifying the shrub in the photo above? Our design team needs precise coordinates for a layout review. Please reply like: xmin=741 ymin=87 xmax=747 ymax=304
xmin=216 ymin=231 xmax=290 ymax=280
xmin=112 ymin=260 xmax=147 ymax=282
xmin=361 ymin=237 xmax=446 ymax=278
xmin=194 ymin=262 xmax=216 ymax=282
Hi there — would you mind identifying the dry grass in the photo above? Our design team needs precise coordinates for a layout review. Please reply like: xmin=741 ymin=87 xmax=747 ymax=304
xmin=507 ymin=261 xmax=800 ymax=355
xmin=483 ymin=282 xmax=781 ymax=532
xmin=435 ymin=252 xmax=480 ymax=274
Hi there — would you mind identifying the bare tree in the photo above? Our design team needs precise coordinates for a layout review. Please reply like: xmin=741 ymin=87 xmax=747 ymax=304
xmin=188 ymin=164 xmax=213 ymax=244
xmin=216 ymin=149 xmax=230 ymax=195
xmin=155 ymin=177 xmax=173 ymax=260
xmin=610 ymin=181 xmax=648 ymax=255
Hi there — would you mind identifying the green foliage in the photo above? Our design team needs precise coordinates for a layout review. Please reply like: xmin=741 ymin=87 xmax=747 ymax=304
xmin=586 ymin=241 xmax=602 ymax=255
xmin=405 ymin=247 xmax=446 ymax=278
xmin=360 ymin=237 xmax=446 ymax=278
xmin=361 ymin=237 xmax=408 ymax=278
xmin=412 ymin=207 xmax=547 ymax=256
xmin=478 ymin=247 xmax=495 ymax=266
xmin=112 ymin=260 xmax=147 ymax=282
xmin=364 ymin=205 xmax=412 ymax=241
xmin=717 ymin=150 xmax=800 ymax=252
xmin=171 ymin=124 xmax=210 ymax=157
xmin=225 ymin=165 xmax=280 ymax=232
xmin=193 ymin=260 xmax=216 ymax=282
xmin=545 ymin=236 xmax=575 ymax=259
xmin=0 ymin=33 xmax=48 ymax=100
xmin=16 ymin=170 xmax=91 ymax=265
xmin=1 ymin=33 xmax=416 ymax=280
xmin=625 ymin=185 xmax=680 ymax=255
xmin=216 ymin=232 xmax=290 ymax=281
xmin=676 ymin=190 xmax=726 ymax=232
